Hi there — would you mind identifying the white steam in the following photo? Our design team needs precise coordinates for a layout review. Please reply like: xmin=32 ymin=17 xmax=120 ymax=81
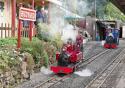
xmin=40 ymin=66 xmax=53 ymax=75
xmin=66 ymin=0 xmax=92 ymax=16
xmin=47 ymin=0 xmax=92 ymax=42
xmin=49 ymin=4 xmax=65 ymax=36
xmin=47 ymin=0 xmax=62 ymax=6
xmin=49 ymin=1 xmax=80 ymax=43
xmin=78 ymin=0 xmax=92 ymax=16
xmin=74 ymin=68 xmax=93 ymax=77
xmin=61 ymin=25 xmax=78 ymax=43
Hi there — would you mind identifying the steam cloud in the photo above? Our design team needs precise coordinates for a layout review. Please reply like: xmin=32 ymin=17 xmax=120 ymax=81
xmin=47 ymin=0 xmax=94 ymax=42
xmin=66 ymin=0 xmax=92 ymax=16
xmin=49 ymin=3 xmax=79 ymax=43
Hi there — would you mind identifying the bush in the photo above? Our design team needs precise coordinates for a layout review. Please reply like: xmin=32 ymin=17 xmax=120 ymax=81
xmin=36 ymin=23 xmax=51 ymax=42
xmin=0 ymin=38 xmax=17 ymax=46
xmin=0 ymin=49 xmax=21 ymax=72
xmin=21 ymin=38 xmax=49 ymax=67
xmin=42 ymin=50 xmax=49 ymax=67
xmin=51 ymin=33 xmax=63 ymax=51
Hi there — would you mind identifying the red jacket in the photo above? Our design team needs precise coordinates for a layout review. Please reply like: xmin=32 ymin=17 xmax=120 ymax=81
xmin=76 ymin=34 xmax=83 ymax=45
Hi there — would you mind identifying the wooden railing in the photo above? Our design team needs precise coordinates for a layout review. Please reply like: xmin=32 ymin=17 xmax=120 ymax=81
xmin=0 ymin=23 xmax=37 ymax=38
xmin=0 ymin=23 xmax=11 ymax=38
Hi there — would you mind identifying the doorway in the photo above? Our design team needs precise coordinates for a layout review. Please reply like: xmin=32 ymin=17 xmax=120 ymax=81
xmin=96 ymin=21 xmax=107 ymax=40
xmin=119 ymin=27 xmax=122 ymax=38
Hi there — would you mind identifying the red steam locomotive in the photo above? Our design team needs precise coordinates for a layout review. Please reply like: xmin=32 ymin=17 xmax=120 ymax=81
xmin=51 ymin=32 xmax=84 ymax=74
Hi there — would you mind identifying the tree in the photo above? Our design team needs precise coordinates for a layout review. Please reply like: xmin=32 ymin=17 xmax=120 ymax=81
xmin=87 ymin=0 xmax=125 ymax=21
xmin=105 ymin=2 xmax=125 ymax=21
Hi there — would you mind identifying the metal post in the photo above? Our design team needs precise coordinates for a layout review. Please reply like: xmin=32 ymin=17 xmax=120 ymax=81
xmin=48 ymin=2 xmax=50 ymax=24
xmin=94 ymin=0 xmax=96 ymax=18
xmin=11 ymin=0 xmax=16 ymax=37
xmin=93 ymin=0 xmax=96 ymax=40
xmin=17 ymin=3 xmax=22 ymax=48
xmin=29 ymin=0 xmax=34 ymax=41
xmin=17 ymin=20 xmax=22 ymax=48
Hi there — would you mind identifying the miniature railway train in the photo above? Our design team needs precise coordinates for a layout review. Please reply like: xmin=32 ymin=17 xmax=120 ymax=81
xmin=51 ymin=33 xmax=84 ymax=74
xmin=104 ymin=29 xmax=119 ymax=49
xmin=51 ymin=42 xmax=83 ymax=74
xmin=104 ymin=35 xmax=117 ymax=49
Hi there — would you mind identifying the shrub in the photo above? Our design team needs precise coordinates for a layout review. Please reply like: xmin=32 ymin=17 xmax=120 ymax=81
xmin=21 ymin=38 xmax=49 ymax=67
xmin=42 ymin=50 xmax=49 ymax=67
xmin=0 ymin=49 xmax=21 ymax=72
xmin=0 ymin=38 xmax=17 ymax=46
xmin=36 ymin=23 xmax=51 ymax=42
xmin=51 ymin=33 xmax=63 ymax=51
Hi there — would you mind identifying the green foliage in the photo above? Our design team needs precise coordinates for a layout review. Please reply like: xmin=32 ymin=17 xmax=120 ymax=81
xmin=51 ymin=33 xmax=63 ymax=51
xmin=87 ymin=0 xmax=125 ymax=21
xmin=105 ymin=2 xmax=125 ymax=21
xmin=36 ymin=22 xmax=63 ymax=50
xmin=0 ymin=50 xmax=21 ymax=72
xmin=92 ymin=0 xmax=109 ymax=19
xmin=21 ymin=38 xmax=49 ymax=67
xmin=37 ymin=23 xmax=49 ymax=32
xmin=0 ymin=60 xmax=8 ymax=72
xmin=43 ymin=50 xmax=49 ymax=67
xmin=21 ymin=38 xmax=42 ymax=63
xmin=21 ymin=38 xmax=37 ymax=53
xmin=23 ymin=52 xmax=35 ymax=72
xmin=0 ymin=38 xmax=17 ymax=46
xmin=36 ymin=23 xmax=51 ymax=42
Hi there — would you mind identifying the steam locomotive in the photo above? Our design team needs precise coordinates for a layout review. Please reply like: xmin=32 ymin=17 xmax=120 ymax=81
xmin=104 ymin=29 xmax=119 ymax=49
xmin=51 ymin=37 xmax=83 ymax=74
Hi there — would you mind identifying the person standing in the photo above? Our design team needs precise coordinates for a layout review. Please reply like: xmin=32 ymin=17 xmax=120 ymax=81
xmin=36 ymin=8 xmax=44 ymax=24
xmin=76 ymin=30 xmax=84 ymax=51
xmin=112 ymin=28 xmax=119 ymax=45
xmin=105 ymin=29 xmax=114 ymax=44
xmin=96 ymin=32 xmax=100 ymax=41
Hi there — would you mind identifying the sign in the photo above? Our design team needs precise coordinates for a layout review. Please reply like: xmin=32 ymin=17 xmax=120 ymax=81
xmin=19 ymin=7 xmax=36 ymax=21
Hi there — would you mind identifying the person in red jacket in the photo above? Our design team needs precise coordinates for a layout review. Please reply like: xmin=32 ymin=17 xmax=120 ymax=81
xmin=76 ymin=30 xmax=84 ymax=51
xmin=65 ymin=38 xmax=74 ymax=53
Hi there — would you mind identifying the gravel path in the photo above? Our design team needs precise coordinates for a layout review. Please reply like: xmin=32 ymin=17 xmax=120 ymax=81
xmin=15 ymin=73 xmax=53 ymax=88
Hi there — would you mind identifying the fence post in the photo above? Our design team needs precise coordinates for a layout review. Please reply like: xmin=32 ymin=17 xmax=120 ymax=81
xmin=27 ymin=28 xmax=29 ymax=37
xmin=5 ymin=23 xmax=7 ymax=38
xmin=12 ymin=0 xmax=16 ymax=37
xmin=1 ymin=23 xmax=3 ymax=38
xmin=8 ymin=23 xmax=9 ymax=37
xmin=17 ymin=20 xmax=22 ymax=48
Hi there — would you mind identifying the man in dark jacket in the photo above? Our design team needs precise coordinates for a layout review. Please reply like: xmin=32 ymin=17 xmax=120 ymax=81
xmin=36 ymin=9 xmax=44 ymax=23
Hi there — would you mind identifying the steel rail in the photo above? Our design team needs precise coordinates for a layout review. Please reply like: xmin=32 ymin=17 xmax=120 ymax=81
xmin=85 ymin=49 xmax=125 ymax=88
xmin=34 ymin=49 xmax=110 ymax=88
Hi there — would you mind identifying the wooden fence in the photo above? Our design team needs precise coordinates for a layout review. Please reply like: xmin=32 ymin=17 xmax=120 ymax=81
xmin=0 ymin=23 xmax=37 ymax=38
xmin=0 ymin=23 xmax=11 ymax=38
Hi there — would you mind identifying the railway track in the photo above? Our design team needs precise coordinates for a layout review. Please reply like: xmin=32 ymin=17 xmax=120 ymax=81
xmin=85 ymin=49 xmax=125 ymax=88
xmin=34 ymin=49 xmax=111 ymax=88
xmin=77 ymin=49 xmax=111 ymax=68
xmin=34 ymin=75 xmax=70 ymax=88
